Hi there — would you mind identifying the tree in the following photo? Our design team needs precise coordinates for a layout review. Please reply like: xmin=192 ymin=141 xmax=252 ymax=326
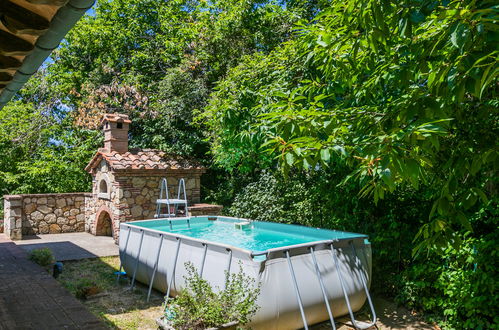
xmin=255 ymin=0 xmax=498 ymax=252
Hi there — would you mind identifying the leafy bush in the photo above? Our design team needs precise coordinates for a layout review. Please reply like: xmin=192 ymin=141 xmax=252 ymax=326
xmin=28 ymin=248 xmax=54 ymax=267
xmin=223 ymin=169 xmax=498 ymax=328
xmin=166 ymin=262 xmax=260 ymax=329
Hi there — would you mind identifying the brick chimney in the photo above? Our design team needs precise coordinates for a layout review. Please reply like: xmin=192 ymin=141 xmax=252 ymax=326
xmin=101 ymin=114 xmax=131 ymax=153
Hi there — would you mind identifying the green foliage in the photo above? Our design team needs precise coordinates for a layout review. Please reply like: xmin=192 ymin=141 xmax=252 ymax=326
xmin=202 ymin=43 xmax=305 ymax=172
xmin=0 ymin=102 xmax=97 ymax=199
xmin=398 ymin=232 xmax=498 ymax=329
xmin=167 ymin=262 xmax=260 ymax=329
xmin=134 ymin=68 xmax=209 ymax=158
xmin=255 ymin=0 xmax=498 ymax=253
xmin=225 ymin=170 xmax=498 ymax=328
xmin=28 ymin=248 xmax=55 ymax=268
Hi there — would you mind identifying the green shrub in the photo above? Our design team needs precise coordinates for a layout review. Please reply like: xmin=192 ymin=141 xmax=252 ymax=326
xmin=28 ymin=248 xmax=54 ymax=267
xmin=166 ymin=262 xmax=260 ymax=329
xmin=221 ymin=169 xmax=498 ymax=329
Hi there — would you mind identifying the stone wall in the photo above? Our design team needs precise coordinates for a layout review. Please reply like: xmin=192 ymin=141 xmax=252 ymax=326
xmin=3 ymin=193 xmax=91 ymax=239
xmin=116 ymin=174 xmax=201 ymax=221
xmin=85 ymin=158 xmax=205 ymax=240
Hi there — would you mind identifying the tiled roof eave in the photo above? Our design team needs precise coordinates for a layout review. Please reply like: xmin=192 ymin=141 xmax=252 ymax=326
xmin=111 ymin=168 xmax=206 ymax=175
xmin=84 ymin=151 xmax=206 ymax=174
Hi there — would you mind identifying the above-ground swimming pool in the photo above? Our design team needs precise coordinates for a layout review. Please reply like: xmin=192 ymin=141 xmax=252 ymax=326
xmin=119 ymin=216 xmax=375 ymax=329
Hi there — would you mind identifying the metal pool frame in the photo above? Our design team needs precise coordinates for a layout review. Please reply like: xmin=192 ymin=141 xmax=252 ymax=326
xmin=118 ymin=216 xmax=376 ymax=329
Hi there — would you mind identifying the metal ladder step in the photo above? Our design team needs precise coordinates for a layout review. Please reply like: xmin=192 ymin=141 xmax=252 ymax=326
xmin=155 ymin=178 xmax=189 ymax=219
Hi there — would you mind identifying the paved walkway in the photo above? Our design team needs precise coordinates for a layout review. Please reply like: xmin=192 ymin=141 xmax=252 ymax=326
xmin=0 ymin=234 xmax=107 ymax=329
xmin=15 ymin=232 xmax=118 ymax=261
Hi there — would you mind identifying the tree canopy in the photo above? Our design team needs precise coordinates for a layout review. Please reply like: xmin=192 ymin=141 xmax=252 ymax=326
xmin=1 ymin=0 xmax=497 ymax=328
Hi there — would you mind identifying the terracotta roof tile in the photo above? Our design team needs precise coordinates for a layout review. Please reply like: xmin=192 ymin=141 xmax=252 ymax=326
xmin=85 ymin=148 xmax=204 ymax=172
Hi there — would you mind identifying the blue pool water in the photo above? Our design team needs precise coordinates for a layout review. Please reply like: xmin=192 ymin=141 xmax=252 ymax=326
xmin=131 ymin=217 xmax=366 ymax=253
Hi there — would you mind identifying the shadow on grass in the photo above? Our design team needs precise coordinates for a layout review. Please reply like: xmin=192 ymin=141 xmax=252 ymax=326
xmin=56 ymin=256 xmax=165 ymax=329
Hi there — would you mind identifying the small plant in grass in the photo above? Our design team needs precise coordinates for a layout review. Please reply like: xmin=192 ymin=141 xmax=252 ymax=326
xmin=165 ymin=262 xmax=260 ymax=329
xmin=28 ymin=248 xmax=54 ymax=268
xmin=74 ymin=277 xmax=102 ymax=300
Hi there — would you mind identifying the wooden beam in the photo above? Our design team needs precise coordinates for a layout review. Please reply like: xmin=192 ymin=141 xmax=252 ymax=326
xmin=26 ymin=0 xmax=68 ymax=6
xmin=0 ymin=55 xmax=22 ymax=72
xmin=0 ymin=72 xmax=14 ymax=84
xmin=0 ymin=0 xmax=50 ymax=35
xmin=0 ymin=30 xmax=34 ymax=56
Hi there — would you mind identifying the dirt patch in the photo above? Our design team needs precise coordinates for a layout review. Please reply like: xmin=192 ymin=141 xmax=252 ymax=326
xmin=56 ymin=256 xmax=164 ymax=329
xmin=311 ymin=296 xmax=436 ymax=330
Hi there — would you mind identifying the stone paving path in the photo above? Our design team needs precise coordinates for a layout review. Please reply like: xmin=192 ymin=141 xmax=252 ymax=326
xmin=14 ymin=232 xmax=118 ymax=261
xmin=0 ymin=234 xmax=107 ymax=329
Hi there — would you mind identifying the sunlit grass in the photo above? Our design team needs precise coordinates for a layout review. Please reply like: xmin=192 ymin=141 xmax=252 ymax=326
xmin=57 ymin=256 xmax=164 ymax=329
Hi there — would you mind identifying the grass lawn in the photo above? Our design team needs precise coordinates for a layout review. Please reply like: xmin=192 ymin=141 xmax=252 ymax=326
xmin=56 ymin=256 xmax=164 ymax=329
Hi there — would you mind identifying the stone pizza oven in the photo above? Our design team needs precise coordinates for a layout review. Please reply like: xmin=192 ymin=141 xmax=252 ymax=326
xmin=3 ymin=113 xmax=222 ymax=241
xmin=84 ymin=114 xmax=221 ymax=240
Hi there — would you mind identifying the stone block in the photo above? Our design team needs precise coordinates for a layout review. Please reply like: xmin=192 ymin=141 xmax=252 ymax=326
xmin=45 ymin=214 xmax=57 ymax=224
xmin=135 ymin=195 xmax=145 ymax=205
xmin=56 ymin=199 xmax=67 ymax=208
xmin=31 ymin=211 xmax=44 ymax=221
xmin=25 ymin=203 xmax=37 ymax=214
xmin=57 ymin=217 xmax=68 ymax=225
xmin=49 ymin=224 xmax=61 ymax=233
xmin=62 ymin=224 xmax=74 ymax=232
xmin=132 ymin=177 xmax=146 ymax=188
xmin=36 ymin=198 xmax=47 ymax=205
xmin=147 ymin=179 xmax=160 ymax=188
xmin=131 ymin=205 xmax=142 ymax=218
xmin=76 ymin=222 xmax=85 ymax=232
xmin=38 ymin=205 xmax=52 ymax=214
xmin=11 ymin=208 xmax=22 ymax=217
xmin=186 ymin=178 xmax=196 ymax=189
xmin=39 ymin=225 xmax=49 ymax=234
xmin=70 ymin=209 xmax=80 ymax=216
xmin=76 ymin=214 xmax=85 ymax=223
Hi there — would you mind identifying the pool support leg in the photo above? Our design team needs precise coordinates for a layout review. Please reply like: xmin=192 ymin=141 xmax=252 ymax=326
xmin=330 ymin=242 xmax=374 ymax=330
xmin=166 ymin=238 xmax=181 ymax=301
xmin=147 ymin=234 xmax=164 ymax=302
xmin=117 ymin=227 xmax=131 ymax=283
xmin=200 ymin=243 xmax=208 ymax=278
xmin=285 ymin=250 xmax=308 ymax=330
xmin=310 ymin=246 xmax=336 ymax=330
xmin=224 ymin=249 xmax=232 ymax=289
xmin=130 ymin=230 xmax=145 ymax=290
xmin=349 ymin=241 xmax=377 ymax=328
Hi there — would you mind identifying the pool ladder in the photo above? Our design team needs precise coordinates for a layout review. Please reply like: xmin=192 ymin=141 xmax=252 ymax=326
xmin=286 ymin=241 xmax=377 ymax=330
xmin=155 ymin=178 xmax=189 ymax=218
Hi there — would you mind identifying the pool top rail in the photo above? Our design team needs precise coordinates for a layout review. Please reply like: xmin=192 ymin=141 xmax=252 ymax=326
xmin=121 ymin=215 xmax=369 ymax=260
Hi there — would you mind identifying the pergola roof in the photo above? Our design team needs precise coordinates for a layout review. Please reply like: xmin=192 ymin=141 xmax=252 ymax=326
xmin=0 ymin=0 xmax=94 ymax=109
